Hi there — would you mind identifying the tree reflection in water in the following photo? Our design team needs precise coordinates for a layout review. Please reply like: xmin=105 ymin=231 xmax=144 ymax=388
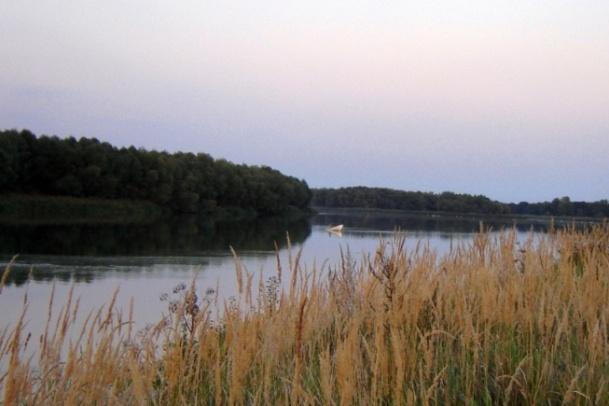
xmin=0 ymin=214 xmax=311 ymax=286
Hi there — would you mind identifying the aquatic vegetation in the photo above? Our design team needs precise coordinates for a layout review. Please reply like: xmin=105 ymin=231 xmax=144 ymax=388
xmin=1 ymin=224 xmax=609 ymax=404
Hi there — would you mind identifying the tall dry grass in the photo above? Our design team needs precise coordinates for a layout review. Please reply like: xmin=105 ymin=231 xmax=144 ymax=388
xmin=2 ymin=225 xmax=609 ymax=404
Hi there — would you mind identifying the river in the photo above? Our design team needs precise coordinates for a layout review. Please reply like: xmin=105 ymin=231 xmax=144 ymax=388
xmin=0 ymin=208 xmax=561 ymax=334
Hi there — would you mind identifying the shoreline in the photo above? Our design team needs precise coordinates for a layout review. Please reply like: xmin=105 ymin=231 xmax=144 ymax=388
xmin=0 ymin=194 xmax=313 ymax=225
xmin=312 ymin=205 xmax=606 ymax=224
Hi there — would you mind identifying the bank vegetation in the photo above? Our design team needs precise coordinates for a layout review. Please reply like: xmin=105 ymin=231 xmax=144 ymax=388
xmin=2 ymin=225 xmax=609 ymax=404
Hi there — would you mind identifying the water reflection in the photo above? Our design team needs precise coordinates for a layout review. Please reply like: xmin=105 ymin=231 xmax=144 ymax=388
xmin=0 ymin=209 xmax=572 ymax=333
xmin=0 ymin=215 xmax=311 ymax=286
xmin=312 ymin=208 xmax=576 ymax=234
xmin=0 ymin=209 xmax=583 ymax=289
xmin=0 ymin=215 xmax=311 ymax=257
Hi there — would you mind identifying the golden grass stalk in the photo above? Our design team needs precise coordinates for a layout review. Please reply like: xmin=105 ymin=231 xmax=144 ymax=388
xmin=1 ymin=224 xmax=609 ymax=404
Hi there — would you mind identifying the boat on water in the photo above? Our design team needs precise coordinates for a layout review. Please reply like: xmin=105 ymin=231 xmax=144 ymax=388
xmin=327 ymin=224 xmax=344 ymax=233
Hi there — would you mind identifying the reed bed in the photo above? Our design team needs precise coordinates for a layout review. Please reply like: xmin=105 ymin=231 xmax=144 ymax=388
xmin=2 ymin=225 xmax=609 ymax=405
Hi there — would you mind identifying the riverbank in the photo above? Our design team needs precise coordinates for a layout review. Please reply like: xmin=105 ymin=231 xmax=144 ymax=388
xmin=0 ymin=194 xmax=314 ymax=225
xmin=1 ymin=225 xmax=609 ymax=404
xmin=312 ymin=206 xmax=604 ymax=226
xmin=0 ymin=194 xmax=165 ymax=224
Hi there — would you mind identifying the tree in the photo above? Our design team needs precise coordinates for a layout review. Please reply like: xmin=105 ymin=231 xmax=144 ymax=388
xmin=0 ymin=129 xmax=312 ymax=215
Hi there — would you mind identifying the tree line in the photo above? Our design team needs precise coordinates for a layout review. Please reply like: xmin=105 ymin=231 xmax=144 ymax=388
xmin=0 ymin=129 xmax=312 ymax=215
xmin=312 ymin=187 xmax=609 ymax=218
xmin=508 ymin=196 xmax=609 ymax=218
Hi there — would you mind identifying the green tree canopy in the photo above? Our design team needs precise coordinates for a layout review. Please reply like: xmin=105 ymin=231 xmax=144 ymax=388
xmin=0 ymin=129 xmax=311 ymax=215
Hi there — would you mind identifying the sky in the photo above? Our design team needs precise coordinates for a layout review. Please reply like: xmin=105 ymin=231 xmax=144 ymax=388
xmin=1 ymin=1 xmax=608 ymax=202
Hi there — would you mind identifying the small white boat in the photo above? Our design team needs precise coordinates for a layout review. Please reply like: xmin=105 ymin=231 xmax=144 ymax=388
xmin=327 ymin=224 xmax=344 ymax=233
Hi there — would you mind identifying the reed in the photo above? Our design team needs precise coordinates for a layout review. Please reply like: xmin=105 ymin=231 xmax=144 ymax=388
xmin=1 ymin=224 xmax=609 ymax=404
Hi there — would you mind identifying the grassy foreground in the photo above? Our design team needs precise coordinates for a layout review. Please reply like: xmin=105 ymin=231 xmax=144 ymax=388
xmin=2 ymin=226 xmax=609 ymax=404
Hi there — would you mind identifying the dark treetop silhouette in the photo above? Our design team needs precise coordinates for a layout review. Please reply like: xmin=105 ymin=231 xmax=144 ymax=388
xmin=312 ymin=187 xmax=609 ymax=218
xmin=0 ymin=129 xmax=312 ymax=217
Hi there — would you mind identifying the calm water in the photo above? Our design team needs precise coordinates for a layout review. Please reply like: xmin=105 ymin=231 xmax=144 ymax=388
xmin=0 ymin=209 xmax=556 ymax=334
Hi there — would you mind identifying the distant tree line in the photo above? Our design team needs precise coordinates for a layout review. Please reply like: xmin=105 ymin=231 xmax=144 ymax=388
xmin=0 ymin=129 xmax=312 ymax=215
xmin=312 ymin=187 xmax=609 ymax=218
xmin=312 ymin=187 xmax=509 ymax=214
xmin=508 ymin=196 xmax=609 ymax=218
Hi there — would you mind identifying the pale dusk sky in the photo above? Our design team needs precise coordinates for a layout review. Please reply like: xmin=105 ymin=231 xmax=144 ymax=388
xmin=1 ymin=1 xmax=608 ymax=202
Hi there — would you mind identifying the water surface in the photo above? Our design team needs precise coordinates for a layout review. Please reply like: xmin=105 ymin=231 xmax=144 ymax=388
xmin=0 ymin=209 xmax=558 ymax=333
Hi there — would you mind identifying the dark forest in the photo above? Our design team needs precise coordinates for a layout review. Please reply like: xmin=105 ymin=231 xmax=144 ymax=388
xmin=0 ymin=129 xmax=312 ymax=216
